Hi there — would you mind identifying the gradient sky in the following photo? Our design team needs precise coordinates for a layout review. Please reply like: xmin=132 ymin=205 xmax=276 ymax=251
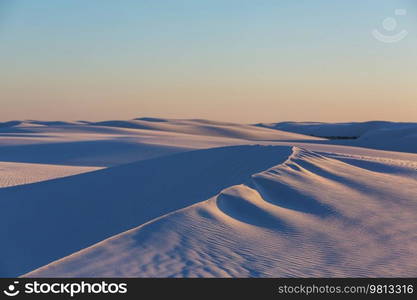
xmin=1 ymin=0 xmax=416 ymax=123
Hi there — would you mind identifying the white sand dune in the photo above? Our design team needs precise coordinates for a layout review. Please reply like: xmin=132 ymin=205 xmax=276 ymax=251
xmin=257 ymin=121 xmax=394 ymax=138
xmin=0 ymin=119 xmax=319 ymax=167
xmin=355 ymin=124 xmax=417 ymax=153
xmin=258 ymin=121 xmax=417 ymax=153
xmin=0 ymin=161 xmax=101 ymax=188
xmin=1 ymin=118 xmax=416 ymax=277
xmin=25 ymin=147 xmax=417 ymax=277
xmin=89 ymin=118 xmax=322 ymax=141
xmin=0 ymin=144 xmax=292 ymax=277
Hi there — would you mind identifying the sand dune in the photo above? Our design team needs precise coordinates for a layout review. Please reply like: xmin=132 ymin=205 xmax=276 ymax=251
xmin=0 ymin=145 xmax=291 ymax=277
xmin=89 ymin=118 xmax=321 ymax=141
xmin=0 ymin=119 xmax=319 ymax=167
xmin=356 ymin=124 xmax=417 ymax=153
xmin=256 ymin=121 xmax=412 ymax=138
xmin=258 ymin=121 xmax=417 ymax=153
xmin=25 ymin=147 xmax=417 ymax=277
xmin=0 ymin=161 xmax=101 ymax=188
xmin=1 ymin=118 xmax=416 ymax=277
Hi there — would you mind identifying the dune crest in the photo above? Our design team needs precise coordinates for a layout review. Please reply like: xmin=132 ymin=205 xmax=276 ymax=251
xmin=25 ymin=147 xmax=417 ymax=277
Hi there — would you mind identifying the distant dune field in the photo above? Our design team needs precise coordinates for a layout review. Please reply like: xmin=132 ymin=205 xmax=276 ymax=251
xmin=0 ymin=118 xmax=416 ymax=277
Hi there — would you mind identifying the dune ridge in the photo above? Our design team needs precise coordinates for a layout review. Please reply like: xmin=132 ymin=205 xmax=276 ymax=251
xmin=1 ymin=118 xmax=416 ymax=277
xmin=25 ymin=147 xmax=417 ymax=277
xmin=0 ymin=145 xmax=292 ymax=277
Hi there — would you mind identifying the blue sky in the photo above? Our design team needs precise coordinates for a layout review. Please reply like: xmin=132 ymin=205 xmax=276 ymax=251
xmin=1 ymin=0 xmax=416 ymax=122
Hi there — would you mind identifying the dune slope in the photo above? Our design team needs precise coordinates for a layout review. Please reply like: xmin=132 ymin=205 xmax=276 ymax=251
xmin=356 ymin=124 xmax=417 ymax=153
xmin=258 ymin=121 xmax=417 ymax=153
xmin=0 ymin=145 xmax=292 ymax=277
xmin=26 ymin=148 xmax=417 ymax=277
xmin=0 ymin=119 xmax=320 ymax=167
xmin=0 ymin=162 xmax=101 ymax=188
xmin=89 ymin=118 xmax=322 ymax=142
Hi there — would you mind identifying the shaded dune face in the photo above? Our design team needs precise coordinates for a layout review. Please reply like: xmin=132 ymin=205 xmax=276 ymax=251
xmin=216 ymin=186 xmax=293 ymax=232
xmin=25 ymin=147 xmax=417 ymax=278
xmin=0 ymin=145 xmax=292 ymax=277
xmin=257 ymin=121 xmax=417 ymax=154
xmin=0 ymin=118 xmax=322 ymax=168
xmin=0 ymin=162 xmax=102 ymax=189
xmin=88 ymin=119 xmax=322 ymax=142
xmin=2 ymin=119 xmax=416 ymax=277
